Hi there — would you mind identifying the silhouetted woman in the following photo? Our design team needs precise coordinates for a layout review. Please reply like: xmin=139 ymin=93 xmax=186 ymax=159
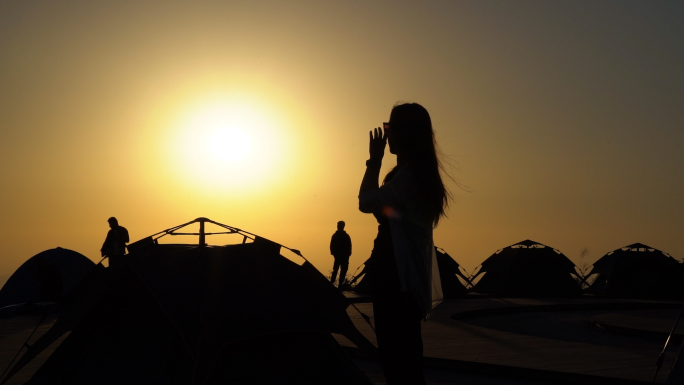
xmin=359 ymin=103 xmax=449 ymax=385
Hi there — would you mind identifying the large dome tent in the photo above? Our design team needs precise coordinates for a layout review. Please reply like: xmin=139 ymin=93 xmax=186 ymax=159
xmin=0 ymin=247 xmax=95 ymax=310
xmin=470 ymin=239 xmax=582 ymax=297
xmin=1 ymin=218 xmax=374 ymax=385
xmin=584 ymin=243 xmax=684 ymax=298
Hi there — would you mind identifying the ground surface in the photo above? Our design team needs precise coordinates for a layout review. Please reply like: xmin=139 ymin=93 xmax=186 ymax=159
xmin=340 ymin=296 xmax=684 ymax=384
xmin=2 ymin=297 xmax=683 ymax=384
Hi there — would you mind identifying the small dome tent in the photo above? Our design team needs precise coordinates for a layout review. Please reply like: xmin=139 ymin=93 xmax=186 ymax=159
xmin=470 ymin=239 xmax=581 ymax=297
xmin=350 ymin=246 xmax=470 ymax=298
xmin=435 ymin=247 xmax=471 ymax=298
xmin=0 ymin=247 xmax=94 ymax=309
xmin=585 ymin=243 xmax=684 ymax=298
xmin=1 ymin=218 xmax=374 ymax=385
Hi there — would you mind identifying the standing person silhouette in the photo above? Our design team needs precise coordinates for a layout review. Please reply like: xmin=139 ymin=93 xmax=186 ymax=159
xmin=358 ymin=103 xmax=450 ymax=385
xmin=101 ymin=217 xmax=129 ymax=267
xmin=330 ymin=220 xmax=352 ymax=287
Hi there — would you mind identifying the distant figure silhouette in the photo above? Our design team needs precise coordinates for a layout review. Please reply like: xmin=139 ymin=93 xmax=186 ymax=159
xmin=358 ymin=103 xmax=450 ymax=385
xmin=101 ymin=217 xmax=129 ymax=267
xmin=330 ymin=221 xmax=352 ymax=287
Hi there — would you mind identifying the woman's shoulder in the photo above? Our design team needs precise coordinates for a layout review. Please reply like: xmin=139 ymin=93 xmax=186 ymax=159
xmin=384 ymin=165 xmax=414 ymax=184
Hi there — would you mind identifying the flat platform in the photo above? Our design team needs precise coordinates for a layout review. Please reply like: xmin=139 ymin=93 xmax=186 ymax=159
xmin=340 ymin=296 xmax=684 ymax=384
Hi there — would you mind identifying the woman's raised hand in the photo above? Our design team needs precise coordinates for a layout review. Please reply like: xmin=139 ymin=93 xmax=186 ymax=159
xmin=369 ymin=127 xmax=387 ymax=161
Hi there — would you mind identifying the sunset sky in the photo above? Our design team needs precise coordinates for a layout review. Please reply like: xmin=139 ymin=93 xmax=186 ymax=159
xmin=1 ymin=1 xmax=683 ymax=287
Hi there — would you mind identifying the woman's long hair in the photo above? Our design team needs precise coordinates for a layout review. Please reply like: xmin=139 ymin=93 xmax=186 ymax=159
xmin=383 ymin=103 xmax=451 ymax=226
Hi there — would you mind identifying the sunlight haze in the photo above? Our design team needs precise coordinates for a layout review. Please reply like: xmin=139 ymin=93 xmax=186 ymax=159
xmin=1 ymin=0 xmax=682 ymax=286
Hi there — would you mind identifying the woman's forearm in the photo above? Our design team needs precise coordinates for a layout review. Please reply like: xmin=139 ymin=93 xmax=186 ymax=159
xmin=359 ymin=158 xmax=383 ymax=213
xmin=359 ymin=159 xmax=382 ymax=197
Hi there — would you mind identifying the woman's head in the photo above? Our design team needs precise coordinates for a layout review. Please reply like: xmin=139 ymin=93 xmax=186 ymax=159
xmin=387 ymin=103 xmax=434 ymax=161
xmin=384 ymin=103 xmax=451 ymax=226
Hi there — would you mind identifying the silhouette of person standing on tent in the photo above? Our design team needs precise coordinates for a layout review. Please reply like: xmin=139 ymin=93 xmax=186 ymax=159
xmin=358 ymin=103 xmax=450 ymax=385
xmin=330 ymin=220 xmax=352 ymax=287
xmin=101 ymin=217 xmax=129 ymax=267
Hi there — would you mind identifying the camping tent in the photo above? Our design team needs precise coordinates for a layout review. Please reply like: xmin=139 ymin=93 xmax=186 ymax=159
xmin=435 ymin=247 xmax=471 ymax=298
xmin=470 ymin=239 xmax=581 ymax=297
xmin=350 ymin=247 xmax=470 ymax=298
xmin=1 ymin=218 xmax=373 ymax=385
xmin=585 ymin=243 xmax=684 ymax=298
xmin=0 ymin=247 xmax=94 ymax=309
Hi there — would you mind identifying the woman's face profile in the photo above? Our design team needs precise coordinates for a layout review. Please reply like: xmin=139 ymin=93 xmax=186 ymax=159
xmin=385 ymin=121 xmax=398 ymax=154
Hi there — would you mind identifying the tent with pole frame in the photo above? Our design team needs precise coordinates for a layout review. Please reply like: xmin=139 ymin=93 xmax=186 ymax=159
xmin=470 ymin=239 xmax=582 ymax=297
xmin=584 ymin=242 xmax=684 ymax=298
xmin=1 ymin=218 xmax=375 ymax=385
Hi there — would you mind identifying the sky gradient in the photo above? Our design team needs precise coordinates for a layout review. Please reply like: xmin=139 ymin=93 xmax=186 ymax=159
xmin=1 ymin=1 xmax=683 ymax=286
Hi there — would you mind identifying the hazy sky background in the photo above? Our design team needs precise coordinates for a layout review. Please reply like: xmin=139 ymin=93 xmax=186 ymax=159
xmin=1 ymin=0 xmax=683 ymax=287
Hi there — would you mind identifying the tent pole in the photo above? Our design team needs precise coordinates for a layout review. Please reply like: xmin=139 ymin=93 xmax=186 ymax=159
xmin=350 ymin=302 xmax=375 ymax=333
xmin=0 ymin=312 xmax=48 ymax=384
xmin=654 ymin=303 xmax=684 ymax=383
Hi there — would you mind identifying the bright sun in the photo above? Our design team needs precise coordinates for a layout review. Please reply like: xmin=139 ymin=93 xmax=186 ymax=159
xmin=168 ymin=97 xmax=288 ymax=194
